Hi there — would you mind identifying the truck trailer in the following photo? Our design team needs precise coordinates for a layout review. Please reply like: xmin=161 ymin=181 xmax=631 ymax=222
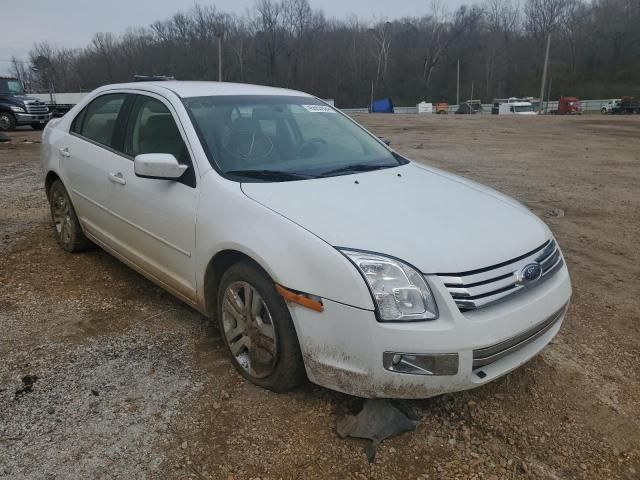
xmin=29 ymin=92 xmax=88 ymax=117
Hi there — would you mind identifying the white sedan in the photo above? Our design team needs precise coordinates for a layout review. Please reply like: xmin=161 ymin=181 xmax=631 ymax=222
xmin=41 ymin=81 xmax=572 ymax=398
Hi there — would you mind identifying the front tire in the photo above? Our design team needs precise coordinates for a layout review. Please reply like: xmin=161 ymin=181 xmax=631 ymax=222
xmin=0 ymin=112 xmax=16 ymax=132
xmin=47 ymin=179 xmax=92 ymax=252
xmin=31 ymin=123 xmax=46 ymax=130
xmin=217 ymin=261 xmax=306 ymax=392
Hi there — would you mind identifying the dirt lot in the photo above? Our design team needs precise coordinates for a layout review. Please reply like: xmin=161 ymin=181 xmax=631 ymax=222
xmin=1 ymin=115 xmax=639 ymax=480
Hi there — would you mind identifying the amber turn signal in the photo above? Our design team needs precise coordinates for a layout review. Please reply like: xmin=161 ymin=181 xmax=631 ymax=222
xmin=275 ymin=284 xmax=324 ymax=312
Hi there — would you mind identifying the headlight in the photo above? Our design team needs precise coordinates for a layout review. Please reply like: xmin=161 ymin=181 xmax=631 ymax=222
xmin=340 ymin=249 xmax=438 ymax=321
xmin=10 ymin=106 xmax=25 ymax=113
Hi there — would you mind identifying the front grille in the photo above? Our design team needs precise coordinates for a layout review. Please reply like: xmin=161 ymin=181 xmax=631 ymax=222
xmin=25 ymin=101 xmax=49 ymax=114
xmin=472 ymin=303 xmax=567 ymax=369
xmin=436 ymin=239 xmax=563 ymax=311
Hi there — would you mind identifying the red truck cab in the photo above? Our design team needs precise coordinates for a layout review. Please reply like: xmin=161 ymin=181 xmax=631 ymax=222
xmin=555 ymin=96 xmax=582 ymax=115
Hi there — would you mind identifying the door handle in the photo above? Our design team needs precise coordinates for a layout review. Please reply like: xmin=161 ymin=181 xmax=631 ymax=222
xmin=108 ymin=172 xmax=126 ymax=185
xmin=59 ymin=147 xmax=70 ymax=158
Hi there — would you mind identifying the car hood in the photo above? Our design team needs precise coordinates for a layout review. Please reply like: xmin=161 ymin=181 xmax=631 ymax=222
xmin=241 ymin=163 xmax=551 ymax=273
xmin=4 ymin=95 xmax=39 ymax=103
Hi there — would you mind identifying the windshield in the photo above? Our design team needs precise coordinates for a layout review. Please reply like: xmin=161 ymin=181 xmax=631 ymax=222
xmin=0 ymin=78 xmax=25 ymax=95
xmin=184 ymin=95 xmax=405 ymax=181
xmin=514 ymin=105 xmax=533 ymax=112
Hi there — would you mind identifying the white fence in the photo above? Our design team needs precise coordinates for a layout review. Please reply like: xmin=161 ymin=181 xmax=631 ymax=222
xmin=343 ymin=99 xmax=617 ymax=114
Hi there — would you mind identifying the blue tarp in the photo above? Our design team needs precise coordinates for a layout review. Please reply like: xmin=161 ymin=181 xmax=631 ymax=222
xmin=370 ymin=98 xmax=394 ymax=113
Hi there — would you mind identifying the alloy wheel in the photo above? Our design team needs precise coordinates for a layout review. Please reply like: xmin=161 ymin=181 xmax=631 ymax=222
xmin=221 ymin=281 xmax=278 ymax=379
xmin=50 ymin=186 xmax=72 ymax=245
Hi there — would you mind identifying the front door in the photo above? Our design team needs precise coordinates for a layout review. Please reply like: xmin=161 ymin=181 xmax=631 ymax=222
xmin=104 ymin=93 xmax=199 ymax=302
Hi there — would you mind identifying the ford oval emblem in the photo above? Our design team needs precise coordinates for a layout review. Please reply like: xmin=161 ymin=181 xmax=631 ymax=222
xmin=518 ymin=262 xmax=543 ymax=284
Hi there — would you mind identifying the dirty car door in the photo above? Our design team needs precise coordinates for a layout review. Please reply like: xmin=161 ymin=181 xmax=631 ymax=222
xmin=62 ymin=93 xmax=129 ymax=247
xmin=103 ymin=93 xmax=199 ymax=302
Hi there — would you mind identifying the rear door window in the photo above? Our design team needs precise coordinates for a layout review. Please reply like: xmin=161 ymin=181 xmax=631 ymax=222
xmin=77 ymin=94 xmax=127 ymax=148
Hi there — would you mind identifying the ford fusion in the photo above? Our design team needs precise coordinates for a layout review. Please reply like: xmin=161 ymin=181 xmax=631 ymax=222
xmin=41 ymin=81 xmax=572 ymax=398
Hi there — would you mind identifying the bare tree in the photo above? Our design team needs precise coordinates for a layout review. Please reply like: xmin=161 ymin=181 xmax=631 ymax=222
xmin=484 ymin=0 xmax=521 ymax=97
xmin=525 ymin=0 xmax=569 ymax=43
xmin=18 ymin=0 xmax=640 ymax=106
xmin=10 ymin=57 xmax=33 ymax=92
xmin=369 ymin=20 xmax=393 ymax=96
xmin=421 ymin=3 xmax=483 ymax=90
xmin=253 ymin=0 xmax=283 ymax=85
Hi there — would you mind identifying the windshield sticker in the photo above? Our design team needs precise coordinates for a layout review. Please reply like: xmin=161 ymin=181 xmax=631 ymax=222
xmin=302 ymin=104 xmax=336 ymax=113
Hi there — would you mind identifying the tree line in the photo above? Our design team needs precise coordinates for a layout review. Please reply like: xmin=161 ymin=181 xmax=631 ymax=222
xmin=10 ymin=0 xmax=640 ymax=107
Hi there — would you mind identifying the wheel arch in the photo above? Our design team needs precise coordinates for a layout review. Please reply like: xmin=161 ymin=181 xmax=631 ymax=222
xmin=0 ymin=109 xmax=16 ymax=131
xmin=203 ymin=249 xmax=269 ymax=320
xmin=44 ymin=170 xmax=62 ymax=198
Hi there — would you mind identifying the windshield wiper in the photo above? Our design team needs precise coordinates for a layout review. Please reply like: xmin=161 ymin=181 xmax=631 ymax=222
xmin=319 ymin=163 xmax=397 ymax=177
xmin=224 ymin=169 xmax=313 ymax=181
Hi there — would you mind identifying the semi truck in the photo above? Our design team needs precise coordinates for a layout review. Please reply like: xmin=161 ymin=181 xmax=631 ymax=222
xmin=550 ymin=96 xmax=582 ymax=115
xmin=601 ymin=99 xmax=621 ymax=114
xmin=603 ymin=97 xmax=640 ymax=114
xmin=0 ymin=77 xmax=52 ymax=131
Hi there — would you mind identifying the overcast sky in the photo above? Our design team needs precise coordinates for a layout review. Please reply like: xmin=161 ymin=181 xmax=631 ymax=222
xmin=1 ymin=0 xmax=467 ymax=75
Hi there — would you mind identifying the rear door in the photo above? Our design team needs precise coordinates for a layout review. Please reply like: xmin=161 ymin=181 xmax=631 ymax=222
xmin=102 ymin=93 xmax=199 ymax=302
xmin=62 ymin=92 xmax=131 ymax=245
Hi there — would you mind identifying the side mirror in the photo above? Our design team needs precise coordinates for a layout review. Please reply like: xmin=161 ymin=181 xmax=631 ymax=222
xmin=378 ymin=137 xmax=391 ymax=146
xmin=134 ymin=153 xmax=188 ymax=180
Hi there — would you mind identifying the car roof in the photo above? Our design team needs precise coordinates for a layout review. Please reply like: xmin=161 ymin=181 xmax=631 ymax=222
xmin=97 ymin=80 xmax=313 ymax=99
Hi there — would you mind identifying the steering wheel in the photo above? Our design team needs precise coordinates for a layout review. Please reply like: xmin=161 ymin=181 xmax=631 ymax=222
xmin=221 ymin=130 xmax=274 ymax=161
xmin=297 ymin=137 xmax=327 ymax=157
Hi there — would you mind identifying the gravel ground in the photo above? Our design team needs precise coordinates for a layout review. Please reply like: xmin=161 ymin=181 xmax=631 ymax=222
xmin=1 ymin=116 xmax=639 ymax=479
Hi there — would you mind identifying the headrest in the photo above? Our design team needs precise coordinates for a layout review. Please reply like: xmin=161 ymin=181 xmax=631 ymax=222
xmin=142 ymin=115 xmax=178 ymax=139
xmin=231 ymin=117 xmax=260 ymax=132
xmin=252 ymin=106 xmax=285 ymax=120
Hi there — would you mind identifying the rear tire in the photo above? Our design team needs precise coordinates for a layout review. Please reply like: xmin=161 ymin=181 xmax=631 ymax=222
xmin=0 ymin=112 xmax=16 ymax=132
xmin=47 ymin=179 xmax=93 ymax=252
xmin=216 ymin=261 xmax=306 ymax=392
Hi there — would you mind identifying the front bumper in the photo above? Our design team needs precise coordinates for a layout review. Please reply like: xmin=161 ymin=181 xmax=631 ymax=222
xmin=290 ymin=263 xmax=572 ymax=398
xmin=15 ymin=112 xmax=52 ymax=125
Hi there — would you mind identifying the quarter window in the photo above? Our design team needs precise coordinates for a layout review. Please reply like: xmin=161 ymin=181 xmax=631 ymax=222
xmin=77 ymin=94 xmax=126 ymax=147
xmin=125 ymin=96 xmax=187 ymax=160
xmin=70 ymin=108 xmax=86 ymax=134
xmin=125 ymin=95 xmax=195 ymax=187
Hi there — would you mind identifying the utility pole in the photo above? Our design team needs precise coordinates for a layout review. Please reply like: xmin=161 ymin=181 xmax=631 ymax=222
xmin=456 ymin=59 xmax=460 ymax=106
xmin=370 ymin=79 xmax=374 ymax=111
xmin=538 ymin=33 xmax=551 ymax=115
xmin=546 ymin=77 xmax=553 ymax=113
xmin=216 ymin=31 xmax=224 ymax=82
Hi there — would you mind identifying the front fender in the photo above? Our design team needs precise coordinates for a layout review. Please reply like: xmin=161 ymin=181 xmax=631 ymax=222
xmin=195 ymin=172 xmax=374 ymax=311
